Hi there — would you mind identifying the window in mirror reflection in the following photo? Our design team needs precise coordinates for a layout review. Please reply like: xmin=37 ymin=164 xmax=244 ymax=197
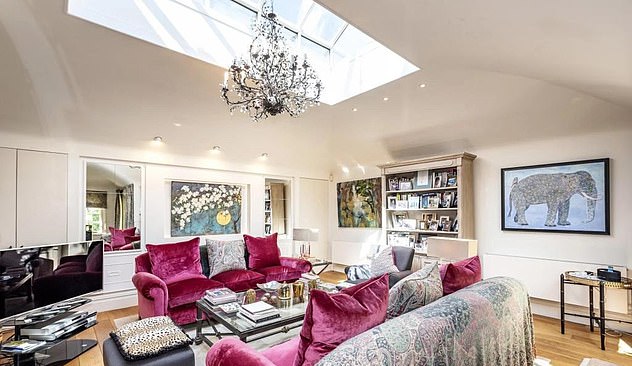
xmin=85 ymin=162 xmax=142 ymax=252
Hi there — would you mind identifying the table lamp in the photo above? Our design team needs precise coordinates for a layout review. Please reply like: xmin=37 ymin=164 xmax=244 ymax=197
xmin=293 ymin=228 xmax=319 ymax=258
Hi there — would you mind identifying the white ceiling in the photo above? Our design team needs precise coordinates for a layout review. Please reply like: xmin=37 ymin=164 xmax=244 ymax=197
xmin=1 ymin=0 xmax=631 ymax=176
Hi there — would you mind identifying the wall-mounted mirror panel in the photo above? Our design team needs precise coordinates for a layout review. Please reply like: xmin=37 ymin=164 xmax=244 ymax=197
xmin=84 ymin=161 xmax=143 ymax=253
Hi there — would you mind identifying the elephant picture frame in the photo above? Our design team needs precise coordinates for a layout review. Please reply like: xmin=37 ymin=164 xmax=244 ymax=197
xmin=501 ymin=158 xmax=610 ymax=235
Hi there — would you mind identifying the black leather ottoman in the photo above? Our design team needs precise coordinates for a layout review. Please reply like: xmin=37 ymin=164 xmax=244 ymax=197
xmin=102 ymin=338 xmax=195 ymax=366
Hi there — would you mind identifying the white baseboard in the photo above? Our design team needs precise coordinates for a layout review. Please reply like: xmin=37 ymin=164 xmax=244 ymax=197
xmin=531 ymin=297 xmax=632 ymax=333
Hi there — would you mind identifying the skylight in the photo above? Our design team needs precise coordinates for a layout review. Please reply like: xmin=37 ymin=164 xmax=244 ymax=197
xmin=67 ymin=0 xmax=419 ymax=105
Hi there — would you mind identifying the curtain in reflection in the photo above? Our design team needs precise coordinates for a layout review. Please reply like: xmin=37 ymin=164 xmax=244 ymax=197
xmin=114 ymin=184 xmax=135 ymax=229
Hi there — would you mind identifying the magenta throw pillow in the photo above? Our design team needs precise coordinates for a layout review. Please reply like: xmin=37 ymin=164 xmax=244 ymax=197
xmin=440 ymin=255 xmax=482 ymax=295
xmin=294 ymin=274 xmax=389 ymax=366
xmin=243 ymin=233 xmax=280 ymax=269
xmin=146 ymin=238 xmax=203 ymax=283
xmin=109 ymin=227 xmax=136 ymax=246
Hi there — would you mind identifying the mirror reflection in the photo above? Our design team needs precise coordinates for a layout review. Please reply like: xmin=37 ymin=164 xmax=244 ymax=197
xmin=85 ymin=162 xmax=142 ymax=252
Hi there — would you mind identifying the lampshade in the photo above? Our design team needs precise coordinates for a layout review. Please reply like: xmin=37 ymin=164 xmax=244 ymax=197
xmin=426 ymin=237 xmax=478 ymax=261
xmin=293 ymin=228 xmax=319 ymax=242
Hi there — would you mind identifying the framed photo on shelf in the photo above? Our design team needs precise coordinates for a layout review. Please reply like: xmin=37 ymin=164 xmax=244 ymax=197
xmin=446 ymin=176 xmax=457 ymax=187
xmin=388 ymin=177 xmax=399 ymax=191
xmin=408 ymin=195 xmax=420 ymax=209
xmin=399 ymin=179 xmax=413 ymax=191
xmin=501 ymin=158 xmax=609 ymax=235
xmin=452 ymin=219 xmax=459 ymax=232
xmin=401 ymin=219 xmax=417 ymax=230
xmin=429 ymin=220 xmax=439 ymax=231
xmin=396 ymin=200 xmax=408 ymax=210
xmin=432 ymin=175 xmax=442 ymax=188
xmin=408 ymin=234 xmax=417 ymax=245
xmin=387 ymin=196 xmax=397 ymax=210
xmin=416 ymin=170 xmax=430 ymax=188
xmin=391 ymin=212 xmax=409 ymax=228
xmin=421 ymin=213 xmax=436 ymax=222
xmin=429 ymin=195 xmax=440 ymax=208
xmin=441 ymin=192 xmax=453 ymax=208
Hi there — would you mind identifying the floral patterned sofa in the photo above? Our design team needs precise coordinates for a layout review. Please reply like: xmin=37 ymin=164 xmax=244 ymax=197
xmin=205 ymin=276 xmax=534 ymax=366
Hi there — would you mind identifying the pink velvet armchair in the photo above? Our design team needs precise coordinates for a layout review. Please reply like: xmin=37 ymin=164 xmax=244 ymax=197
xmin=132 ymin=238 xmax=224 ymax=325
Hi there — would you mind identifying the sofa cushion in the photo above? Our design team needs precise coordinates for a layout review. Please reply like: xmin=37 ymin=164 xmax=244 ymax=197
xmin=167 ymin=276 xmax=223 ymax=308
xmin=370 ymin=247 xmax=398 ymax=277
xmin=110 ymin=227 xmax=136 ymax=246
xmin=211 ymin=269 xmax=265 ymax=293
xmin=85 ymin=243 xmax=103 ymax=272
xmin=440 ymin=255 xmax=482 ymax=295
xmin=109 ymin=316 xmax=192 ymax=361
xmin=205 ymin=239 xmax=247 ymax=278
xmin=256 ymin=266 xmax=302 ymax=283
xmin=294 ymin=274 xmax=389 ymax=366
xmin=243 ymin=233 xmax=281 ymax=270
xmin=387 ymin=262 xmax=442 ymax=319
xmin=125 ymin=235 xmax=141 ymax=244
xmin=147 ymin=238 xmax=203 ymax=283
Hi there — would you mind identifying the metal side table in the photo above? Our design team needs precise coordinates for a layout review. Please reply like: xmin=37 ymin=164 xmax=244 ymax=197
xmin=560 ymin=271 xmax=632 ymax=350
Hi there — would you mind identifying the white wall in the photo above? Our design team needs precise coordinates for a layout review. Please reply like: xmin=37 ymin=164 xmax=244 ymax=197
xmin=475 ymin=129 xmax=632 ymax=272
xmin=328 ymin=167 xmax=386 ymax=265
xmin=296 ymin=178 xmax=329 ymax=260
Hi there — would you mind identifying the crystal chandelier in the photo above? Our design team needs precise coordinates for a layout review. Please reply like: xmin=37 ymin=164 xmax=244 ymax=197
xmin=220 ymin=1 xmax=322 ymax=123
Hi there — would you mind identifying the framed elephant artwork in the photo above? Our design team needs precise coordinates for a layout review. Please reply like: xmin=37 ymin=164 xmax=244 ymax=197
xmin=501 ymin=158 xmax=610 ymax=235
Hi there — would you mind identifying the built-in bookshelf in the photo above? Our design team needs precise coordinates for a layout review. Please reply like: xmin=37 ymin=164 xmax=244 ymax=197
xmin=379 ymin=153 xmax=476 ymax=250
xmin=264 ymin=182 xmax=287 ymax=235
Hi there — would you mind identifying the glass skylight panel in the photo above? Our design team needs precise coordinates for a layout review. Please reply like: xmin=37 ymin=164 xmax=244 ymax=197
xmin=272 ymin=0 xmax=311 ymax=27
xmin=67 ymin=0 xmax=419 ymax=106
xmin=300 ymin=3 xmax=346 ymax=47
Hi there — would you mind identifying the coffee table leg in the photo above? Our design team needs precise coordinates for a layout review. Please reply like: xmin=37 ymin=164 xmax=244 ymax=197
xmin=195 ymin=307 xmax=203 ymax=345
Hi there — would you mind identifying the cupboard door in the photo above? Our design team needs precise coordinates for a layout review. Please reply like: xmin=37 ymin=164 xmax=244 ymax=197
xmin=0 ymin=148 xmax=16 ymax=248
xmin=17 ymin=150 xmax=68 ymax=246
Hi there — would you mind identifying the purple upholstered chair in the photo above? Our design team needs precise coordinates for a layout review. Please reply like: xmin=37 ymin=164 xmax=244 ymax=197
xmin=132 ymin=238 xmax=223 ymax=325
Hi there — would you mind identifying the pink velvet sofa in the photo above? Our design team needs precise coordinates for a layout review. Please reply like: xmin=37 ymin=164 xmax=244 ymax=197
xmin=132 ymin=235 xmax=312 ymax=325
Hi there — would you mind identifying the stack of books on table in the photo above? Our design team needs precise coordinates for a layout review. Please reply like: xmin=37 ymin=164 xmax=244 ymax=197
xmin=237 ymin=301 xmax=280 ymax=326
xmin=1 ymin=339 xmax=46 ymax=353
xmin=204 ymin=287 xmax=237 ymax=305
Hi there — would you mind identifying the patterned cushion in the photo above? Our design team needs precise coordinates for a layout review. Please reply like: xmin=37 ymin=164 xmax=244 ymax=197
xmin=205 ymin=239 xmax=247 ymax=278
xmin=386 ymin=262 xmax=443 ymax=319
xmin=109 ymin=316 xmax=192 ymax=361
xmin=370 ymin=247 xmax=398 ymax=277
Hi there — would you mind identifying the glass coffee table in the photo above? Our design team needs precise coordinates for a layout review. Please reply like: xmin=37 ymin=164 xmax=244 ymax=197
xmin=195 ymin=290 xmax=307 ymax=347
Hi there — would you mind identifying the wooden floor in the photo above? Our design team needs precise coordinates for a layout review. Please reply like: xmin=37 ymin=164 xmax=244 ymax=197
xmin=67 ymin=271 xmax=631 ymax=366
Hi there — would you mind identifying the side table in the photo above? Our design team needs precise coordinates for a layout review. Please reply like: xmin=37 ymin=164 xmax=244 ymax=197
xmin=560 ymin=271 xmax=632 ymax=350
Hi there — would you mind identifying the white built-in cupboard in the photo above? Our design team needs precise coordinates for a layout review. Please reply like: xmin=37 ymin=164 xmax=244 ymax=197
xmin=0 ymin=148 xmax=68 ymax=248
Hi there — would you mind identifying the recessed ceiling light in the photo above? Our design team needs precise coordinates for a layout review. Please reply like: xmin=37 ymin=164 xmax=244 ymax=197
xmin=152 ymin=136 xmax=164 ymax=143
xmin=419 ymin=83 xmax=427 ymax=88
xmin=173 ymin=122 xmax=182 ymax=127
xmin=352 ymin=108 xmax=358 ymax=112
xmin=383 ymin=97 xmax=389 ymax=101
xmin=260 ymin=153 xmax=269 ymax=159
xmin=211 ymin=145 xmax=221 ymax=152
xmin=341 ymin=166 xmax=350 ymax=174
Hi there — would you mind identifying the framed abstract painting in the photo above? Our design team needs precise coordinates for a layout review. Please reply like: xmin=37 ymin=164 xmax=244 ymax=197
xmin=501 ymin=158 xmax=609 ymax=235
xmin=170 ymin=181 xmax=243 ymax=236
xmin=337 ymin=177 xmax=382 ymax=228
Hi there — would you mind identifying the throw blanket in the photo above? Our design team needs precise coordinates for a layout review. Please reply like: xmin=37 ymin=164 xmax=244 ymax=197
xmin=318 ymin=277 xmax=534 ymax=366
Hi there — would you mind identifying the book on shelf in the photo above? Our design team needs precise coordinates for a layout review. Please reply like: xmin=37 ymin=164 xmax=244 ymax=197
xmin=205 ymin=287 xmax=236 ymax=305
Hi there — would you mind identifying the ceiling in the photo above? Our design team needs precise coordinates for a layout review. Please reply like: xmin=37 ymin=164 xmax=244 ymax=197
xmin=1 ymin=0 xmax=631 ymax=177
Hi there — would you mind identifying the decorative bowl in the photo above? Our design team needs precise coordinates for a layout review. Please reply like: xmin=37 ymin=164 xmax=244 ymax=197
xmin=257 ymin=281 xmax=281 ymax=292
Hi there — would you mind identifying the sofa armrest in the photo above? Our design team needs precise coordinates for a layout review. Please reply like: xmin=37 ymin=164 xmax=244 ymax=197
xmin=279 ymin=257 xmax=312 ymax=273
xmin=206 ymin=339 xmax=276 ymax=366
xmin=132 ymin=272 xmax=168 ymax=301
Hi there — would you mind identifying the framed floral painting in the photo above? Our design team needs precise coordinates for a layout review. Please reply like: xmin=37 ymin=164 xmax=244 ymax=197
xmin=170 ymin=181 xmax=243 ymax=236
